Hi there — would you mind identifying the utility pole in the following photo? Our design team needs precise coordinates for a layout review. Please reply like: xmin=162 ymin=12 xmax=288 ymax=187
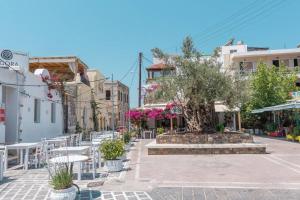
xmin=111 ymin=73 xmax=115 ymax=139
xmin=138 ymin=52 xmax=142 ymax=107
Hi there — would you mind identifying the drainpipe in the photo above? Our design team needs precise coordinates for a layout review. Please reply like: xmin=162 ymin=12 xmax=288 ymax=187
xmin=16 ymin=73 xmax=20 ymax=143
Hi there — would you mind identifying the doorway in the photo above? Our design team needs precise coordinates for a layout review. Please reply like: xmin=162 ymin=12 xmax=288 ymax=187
xmin=3 ymin=86 xmax=18 ymax=144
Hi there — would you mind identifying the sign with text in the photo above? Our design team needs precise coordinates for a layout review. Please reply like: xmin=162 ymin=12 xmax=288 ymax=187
xmin=0 ymin=49 xmax=29 ymax=71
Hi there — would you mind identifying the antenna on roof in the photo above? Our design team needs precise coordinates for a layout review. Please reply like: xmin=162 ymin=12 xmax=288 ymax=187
xmin=224 ymin=38 xmax=235 ymax=46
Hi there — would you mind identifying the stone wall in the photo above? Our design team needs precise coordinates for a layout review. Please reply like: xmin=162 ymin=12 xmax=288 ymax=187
xmin=156 ymin=132 xmax=254 ymax=144
xmin=148 ymin=146 xmax=266 ymax=155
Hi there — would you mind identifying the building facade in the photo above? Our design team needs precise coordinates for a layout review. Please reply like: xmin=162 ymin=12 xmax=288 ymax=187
xmin=87 ymin=69 xmax=108 ymax=131
xmin=220 ymin=41 xmax=300 ymax=74
xmin=0 ymin=49 xmax=63 ymax=144
xmin=104 ymin=80 xmax=129 ymax=130
xmin=29 ymin=56 xmax=93 ymax=133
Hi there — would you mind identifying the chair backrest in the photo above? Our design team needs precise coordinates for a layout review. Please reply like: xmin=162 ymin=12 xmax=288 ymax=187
xmin=75 ymin=133 xmax=83 ymax=146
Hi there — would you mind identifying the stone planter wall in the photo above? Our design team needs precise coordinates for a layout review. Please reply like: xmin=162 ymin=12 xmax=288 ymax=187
xmin=156 ymin=132 xmax=254 ymax=144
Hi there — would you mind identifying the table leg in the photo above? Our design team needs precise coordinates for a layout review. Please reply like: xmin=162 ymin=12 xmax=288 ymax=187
xmin=77 ymin=162 xmax=81 ymax=181
xmin=4 ymin=147 xmax=7 ymax=171
xmin=20 ymin=149 xmax=23 ymax=168
xmin=24 ymin=148 xmax=29 ymax=170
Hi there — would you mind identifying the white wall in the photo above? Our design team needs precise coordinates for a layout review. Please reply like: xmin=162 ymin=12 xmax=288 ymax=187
xmin=20 ymin=72 xmax=63 ymax=142
xmin=0 ymin=50 xmax=64 ymax=143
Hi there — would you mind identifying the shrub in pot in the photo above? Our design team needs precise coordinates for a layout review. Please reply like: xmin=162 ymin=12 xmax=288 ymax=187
xmin=50 ymin=167 xmax=77 ymax=200
xmin=100 ymin=139 xmax=125 ymax=172
xmin=123 ymin=132 xmax=131 ymax=144
xmin=156 ymin=127 xmax=164 ymax=135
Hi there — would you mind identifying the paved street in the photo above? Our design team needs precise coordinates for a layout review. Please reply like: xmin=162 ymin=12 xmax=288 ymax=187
xmin=2 ymin=136 xmax=300 ymax=199
xmin=101 ymin=136 xmax=300 ymax=199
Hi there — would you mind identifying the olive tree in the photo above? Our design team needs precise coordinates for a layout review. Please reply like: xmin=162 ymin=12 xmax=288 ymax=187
xmin=152 ymin=37 xmax=246 ymax=133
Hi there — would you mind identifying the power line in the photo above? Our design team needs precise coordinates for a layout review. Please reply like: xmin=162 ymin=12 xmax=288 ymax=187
xmin=162 ymin=0 xmax=285 ymax=52
xmin=193 ymin=0 xmax=263 ymax=41
xmin=196 ymin=0 xmax=285 ymax=48
xmin=120 ymin=58 xmax=138 ymax=82
xmin=142 ymin=55 xmax=153 ymax=65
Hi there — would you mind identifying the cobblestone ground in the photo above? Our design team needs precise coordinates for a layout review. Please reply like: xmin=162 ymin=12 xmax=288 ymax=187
xmin=0 ymin=168 xmax=152 ymax=200
xmin=3 ymin=137 xmax=300 ymax=199
xmin=148 ymin=187 xmax=300 ymax=200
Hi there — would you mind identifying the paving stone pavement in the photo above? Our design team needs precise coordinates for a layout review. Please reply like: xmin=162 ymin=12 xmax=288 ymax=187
xmin=148 ymin=187 xmax=300 ymax=200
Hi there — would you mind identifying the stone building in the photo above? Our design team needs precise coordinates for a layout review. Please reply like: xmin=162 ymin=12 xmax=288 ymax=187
xmin=104 ymin=80 xmax=129 ymax=130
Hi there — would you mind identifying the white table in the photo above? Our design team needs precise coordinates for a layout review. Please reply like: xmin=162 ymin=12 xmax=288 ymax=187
xmin=5 ymin=142 xmax=40 ymax=170
xmin=44 ymin=138 xmax=67 ymax=147
xmin=51 ymin=146 xmax=90 ymax=155
xmin=49 ymin=155 xmax=89 ymax=180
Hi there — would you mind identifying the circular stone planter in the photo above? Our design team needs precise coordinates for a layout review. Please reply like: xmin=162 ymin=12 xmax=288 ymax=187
xmin=105 ymin=159 xmax=123 ymax=172
xmin=50 ymin=186 xmax=77 ymax=200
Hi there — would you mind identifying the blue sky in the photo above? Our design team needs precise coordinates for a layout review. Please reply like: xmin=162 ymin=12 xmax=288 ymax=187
xmin=0 ymin=0 xmax=299 ymax=106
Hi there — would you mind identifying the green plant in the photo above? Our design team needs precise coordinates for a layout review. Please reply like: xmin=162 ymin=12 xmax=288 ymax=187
xmin=100 ymin=139 xmax=125 ymax=160
xmin=265 ymin=122 xmax=277 ymax=132
xmin=216 ymin=123 xmax=225 ymax=133
xmin=157 ymin=127 xmax=164 ymax=135
xmin=50 ymin=168 xmax=73 ymax=190
xmin=123 ymin=132 xmax=131 ymax=144
xmin=292 ymin=126 xmax=300 ymax=137
xmin=130 ymin=131 xmax=137 ymax=138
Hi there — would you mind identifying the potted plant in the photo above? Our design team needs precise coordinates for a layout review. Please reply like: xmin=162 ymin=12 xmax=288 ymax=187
xmin=156 ymin=127 xmax=164 ymax=135
xmin=49 ymin=166 xmax=77 ymax=200
xmin=100 ymin=139 xmax=125 ymax=172
xmin=123 ymin=132 xmax=132 ymax=151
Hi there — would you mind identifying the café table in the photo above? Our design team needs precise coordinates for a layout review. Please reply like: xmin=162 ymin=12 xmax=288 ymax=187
xmin=5 ymin=142 xmax=40 ymax=170
xmin=50 ymin=146 xmax=90 ymax=155
xmin=49 ymin=155 xmax=89 ymax=180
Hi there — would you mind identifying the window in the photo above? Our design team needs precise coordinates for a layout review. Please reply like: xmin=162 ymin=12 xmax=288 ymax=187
xmin=280 ymin=59 xmax=289 ymax=67
xmin=230 ymin=49 xmax=237 ymax=54
xmin=152 ymin=71 xmax=161 ymax=78
xmin=294 ymin=59 xmax=299 ymax=67
xmin=34 ymin=99 xmax=41 ymax=123
xmin=272 ymin=60 xmax=279 ymax=67
xmin=51 ymin=103 xmax=56 ymax=123
xmin=120 ymin=92 xmax=123 ymax=102
xmin=239 ymin=62 xmax=254 ymax=73
xmin=105 ymin=90 xmax=111 ymax=100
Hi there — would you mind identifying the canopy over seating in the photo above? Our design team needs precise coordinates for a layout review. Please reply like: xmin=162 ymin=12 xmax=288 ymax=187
xmin=251 ymin=100 xmax=300 ymax=113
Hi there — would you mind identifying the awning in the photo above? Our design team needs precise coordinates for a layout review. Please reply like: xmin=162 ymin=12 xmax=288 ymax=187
xmin=141 ymin=103 xmax=167 ymax=110
xmin=140 ymin=102 xmax=240 ymax=113
xmin=251 ymin=100 xmax=300 ymax=113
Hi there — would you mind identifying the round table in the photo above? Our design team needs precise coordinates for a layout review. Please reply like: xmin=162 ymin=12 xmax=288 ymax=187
xmin=50 ymin=155 xmax=89 ymax=180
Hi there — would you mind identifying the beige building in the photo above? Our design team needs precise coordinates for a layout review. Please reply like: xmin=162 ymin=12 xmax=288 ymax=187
xmin=104 ymin=80 xmax=129 ymax=130
xmin=29 ymin=56 xmax=94 ymax=133
xmin=220 ymin=42 xmax=300 ymax=74
xmin=87 ymin=69 xmax=108 ymax=131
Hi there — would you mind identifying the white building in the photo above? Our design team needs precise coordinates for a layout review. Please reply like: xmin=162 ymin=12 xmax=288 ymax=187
xmin=219 ymin=41 xmax=300 ymax=74
xmin=0 ymin=49 xmax=63 ymax=144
